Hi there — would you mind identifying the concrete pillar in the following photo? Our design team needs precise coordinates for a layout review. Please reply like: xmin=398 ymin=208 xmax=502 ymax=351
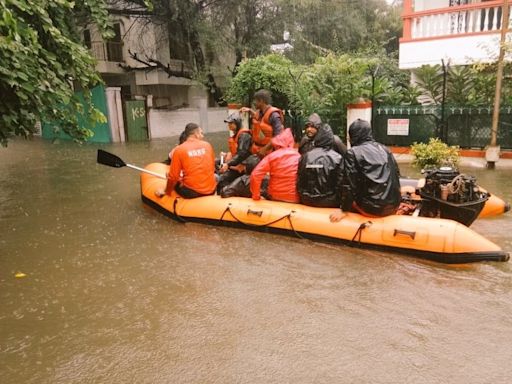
xmin=33 ymin=121 xmax=42 ymax=136
xmin=146 ymin=94 xmax=153 ymax=140
xmin=188 ymin=85 xmax=209 ymax=132
xmin=402 ymin=0 xmax=413 ymax=41
xmin=346 ymin=100 xmax=372 ymax=148
xmin=105 ymin=87 xmax=125 ymax=143
xmin=192 ymin=96 xmax=208 ymax=133
xmin=485 ymin=146 xmax=500 ymax=168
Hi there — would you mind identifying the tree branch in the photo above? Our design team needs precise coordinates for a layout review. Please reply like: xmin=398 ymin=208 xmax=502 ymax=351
xmin=119 ymin=50 xmax=193 ymax=78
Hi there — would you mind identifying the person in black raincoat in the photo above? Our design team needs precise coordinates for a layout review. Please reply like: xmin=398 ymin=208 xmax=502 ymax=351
xmin=330 ymin=119 xmax=401 ymax=221
xmin=297 ymin=121 xmax=344 ymax=208
xmin=298 ymin=113 xmax=347 ymax=156
xmin=220 ymin=155 xmax=267 ymax=198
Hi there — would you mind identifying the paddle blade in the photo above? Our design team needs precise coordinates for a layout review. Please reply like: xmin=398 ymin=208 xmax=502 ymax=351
xmin=97 ymin=149 xmax=126 ymax=168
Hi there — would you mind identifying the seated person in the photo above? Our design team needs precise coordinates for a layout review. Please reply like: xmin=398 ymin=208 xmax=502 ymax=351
xmin=299 ymin=113 xmax=347 ymax=156
xmin=297 ymin=122 xmax=344 ymax=208
xmin=220 ymin=155 xmax=268 ymax=198
xmin=163 ymin=131 xmax=187 ymax=165
xmin=250 ymin=128 xmax=300 ymax=203
xmin=217 ymin=113 xmax=252 ymax=193
xmin=155 ymin=123 xmax=216 ymax=199
xmin=330 ymin=119 xmax=401 ymax=221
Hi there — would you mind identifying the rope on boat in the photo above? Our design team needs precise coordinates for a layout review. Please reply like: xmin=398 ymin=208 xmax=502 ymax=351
xmin=173 ymin=198 xmax=187 ymax=223
xmin=220 ymin=204 xmax=306 ymax=239
xmin=447 ymin=174 xmax=466 ymax=195
xmin=351 ymin=221 xmax=373 ymax=245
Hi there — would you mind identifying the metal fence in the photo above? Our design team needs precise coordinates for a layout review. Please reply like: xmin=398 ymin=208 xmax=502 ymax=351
xmin=373 ymin=105 xmax=512 ymax=149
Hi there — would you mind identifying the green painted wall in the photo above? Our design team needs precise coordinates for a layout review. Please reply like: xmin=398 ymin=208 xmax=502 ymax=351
xmin=42 ymin=85 xmax=111 ymax=143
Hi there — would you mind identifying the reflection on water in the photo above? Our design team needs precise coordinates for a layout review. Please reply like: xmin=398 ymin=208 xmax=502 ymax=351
xmin=1 ymin=136 xmax=512 ymax=383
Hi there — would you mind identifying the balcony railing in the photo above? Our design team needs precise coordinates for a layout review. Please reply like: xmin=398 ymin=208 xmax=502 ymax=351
xmin=402 ymin=0 xmax=511 ymax=42
xmin=167 ymin=59 xmax=194 ymax=77
xmin=90 ymin=41 xmax=124 ymax=62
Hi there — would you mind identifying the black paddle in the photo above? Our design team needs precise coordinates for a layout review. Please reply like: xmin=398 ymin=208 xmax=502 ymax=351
xmin=97 ymin=149 xmax=166 ymax=179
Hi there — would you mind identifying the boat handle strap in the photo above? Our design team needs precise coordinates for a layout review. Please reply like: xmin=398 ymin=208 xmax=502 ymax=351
xmin=247 ymin=209 xmax=263 ymax=217
xmin=220 ymin=206 xmax=306 ymax=239
xmin=393 ymin=229 xmax=416 ymax=240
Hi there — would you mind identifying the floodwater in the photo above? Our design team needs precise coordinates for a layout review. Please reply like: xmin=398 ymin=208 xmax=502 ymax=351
xmin=1 ymin=134 xmax=512 ymax=384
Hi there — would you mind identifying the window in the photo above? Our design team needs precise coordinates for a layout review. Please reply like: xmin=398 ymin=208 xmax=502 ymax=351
xmin=112 ymin=23 xmax=122 ymax=42
xmin=107 ymin=23 xmax=123 ymax=62
xmin=83 ymin=29 xmax=91 ymax=49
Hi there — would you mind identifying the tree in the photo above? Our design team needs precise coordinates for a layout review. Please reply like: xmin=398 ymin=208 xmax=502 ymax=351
xmin=225 ymin=54 xmax=294 ymax=108
xmin=412 ymin=64 xmax=509 ymax=106
xmin=227 ymin=51 xmax=412 ymax=135
xmin=287 ymin=54 xmax=374 ymax=132
xmin=0 ymin=0 xmax=116 ymax=146
xmin=119 ymin=0 xmax=403 ymax=107
xmin=275 ymin=0 xmax=402 ymax=64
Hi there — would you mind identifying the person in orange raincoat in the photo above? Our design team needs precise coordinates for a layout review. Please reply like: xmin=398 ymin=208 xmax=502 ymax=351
xmin=250 ymin=128 xmax=300 ymax=203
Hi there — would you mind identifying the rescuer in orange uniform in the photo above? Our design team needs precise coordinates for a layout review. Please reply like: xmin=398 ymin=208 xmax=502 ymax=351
xmin=216 ymin=113 xmax=252 ymax=193
xmin=240 ymin=89 xmax=284 ymax=157
xmin=155 ymin=123 xmax=216 ymax=199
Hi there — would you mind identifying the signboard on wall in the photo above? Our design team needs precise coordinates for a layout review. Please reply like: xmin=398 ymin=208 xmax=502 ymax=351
xmin=387 ymin=119 xmax=410 ymax=136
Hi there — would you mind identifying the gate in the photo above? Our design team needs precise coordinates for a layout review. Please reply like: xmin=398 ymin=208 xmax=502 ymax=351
xmin=445 ymin=107 xmax=512 ymax=149
xmin=124 ymin=100 xmax=148 ymax=141
xmin=373 ymin=105 xmax=512 ymax=149
xmin=373 ymin=105 xmax=439 ymax=147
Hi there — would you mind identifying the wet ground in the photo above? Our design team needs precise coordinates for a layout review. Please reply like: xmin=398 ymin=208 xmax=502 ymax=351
xmin=1 ymin=134 xmax=511 ymax=383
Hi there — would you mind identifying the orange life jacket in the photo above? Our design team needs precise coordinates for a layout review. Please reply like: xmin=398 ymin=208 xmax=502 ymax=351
xmin=228 ymin=128 xmax=251 ymax=156
xmin=251 ymin=106 xmax=284 ymax=153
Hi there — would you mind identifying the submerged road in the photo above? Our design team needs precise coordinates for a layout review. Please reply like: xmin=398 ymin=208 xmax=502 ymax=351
xmin=1 ymin=134 xmax=511 ymax=383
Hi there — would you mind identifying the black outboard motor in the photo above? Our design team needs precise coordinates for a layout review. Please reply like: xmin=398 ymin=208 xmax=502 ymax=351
xmin=418 ymin=166 xmax=489 ymax=226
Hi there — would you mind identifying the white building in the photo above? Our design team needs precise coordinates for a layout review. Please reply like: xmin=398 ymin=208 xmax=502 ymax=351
xmin=83 ymin=15 xmax=202 ymax=109
xmin=82 ymin=9 xmax=232 ymax=140
xmin=399 ymin=0 xmax=511 ymax=69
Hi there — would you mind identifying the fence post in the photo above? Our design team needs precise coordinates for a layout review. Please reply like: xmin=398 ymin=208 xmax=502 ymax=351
xmin=105 ymin=87 xmax=125 ymax=143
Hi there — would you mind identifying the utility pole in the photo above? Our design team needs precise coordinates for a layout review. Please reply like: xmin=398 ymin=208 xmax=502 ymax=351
xmin=441 ymin=59 xmax=449 ymax=142
xmin=488 ymin=0 xmax=510 ymax=168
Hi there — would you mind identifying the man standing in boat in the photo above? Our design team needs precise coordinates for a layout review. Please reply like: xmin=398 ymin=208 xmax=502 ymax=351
xmin=330 ymin=119 xmax=401 ymax=221
xmin=155 ymin=123 xmax=216 ymax=199
xmin=240 ymin=89 xmax=284 ymax=157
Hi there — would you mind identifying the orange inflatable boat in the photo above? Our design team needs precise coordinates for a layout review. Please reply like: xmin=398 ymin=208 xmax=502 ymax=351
xmin=141 ymin=163 xmax=509 ymax=264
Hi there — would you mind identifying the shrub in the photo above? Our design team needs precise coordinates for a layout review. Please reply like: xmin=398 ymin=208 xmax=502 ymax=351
xmin=410 ymin=138 xmax=460 ymax=170
xmin=225 ymin=54 xmax=295 ymax=108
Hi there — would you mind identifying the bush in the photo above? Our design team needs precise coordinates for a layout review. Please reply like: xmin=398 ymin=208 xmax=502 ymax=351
xmin=225 ymin=51 xmax=416 ymax=136
xmin=410 ymin=138 xmax=460 ymax=170
xmin=288 ymin=54 xmax=370 ymax=123
xmin=225 ymin=54 xmax=295 ymax=108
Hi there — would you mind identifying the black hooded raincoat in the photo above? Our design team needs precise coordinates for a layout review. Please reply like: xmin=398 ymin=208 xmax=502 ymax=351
xmin=342 ymin=119 xmax=401 ymax=216
xmin=297 ymin=122 xmax=344 ymax=208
